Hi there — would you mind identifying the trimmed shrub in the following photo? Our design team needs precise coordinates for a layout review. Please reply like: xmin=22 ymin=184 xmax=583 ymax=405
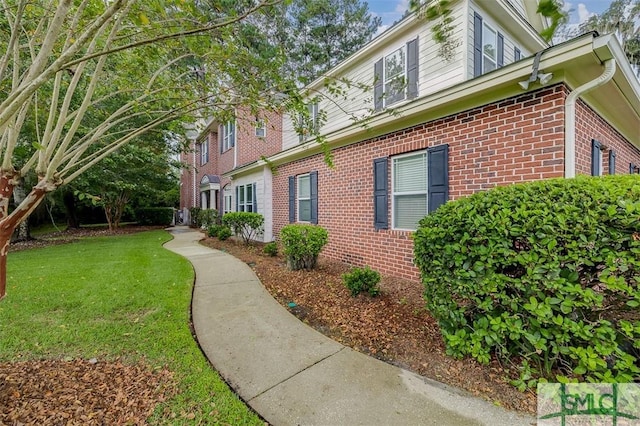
xmin=343 ymin=266 xmax=381 ymax=297
xmin=198 ymin=209 xmax=219 ymax=228
xmin=222 ymin=212 xmax=264 ymax=244
xmin=207 ymin=224 xmax=222 ymax=238
xmin=264 ymin=241 xmax=278 ymax=257
xmin=280 ymin=224 xmax=328 ymax=271
xmin=136 ymin=207 xmax=173 ymax=226
xmin=216 ymin=226 xmax=232 ymax=241
xmin=189 ymin=207 xmax=201 ymax=227
xmin=414 ymin=175 xmax=640 ymax=387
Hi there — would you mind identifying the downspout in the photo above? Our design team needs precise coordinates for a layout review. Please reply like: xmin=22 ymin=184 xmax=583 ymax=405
xmin=564 ymin=58 xmax=616 ymax=178
xmin=192 ymin=139 xmax=197 ymax=207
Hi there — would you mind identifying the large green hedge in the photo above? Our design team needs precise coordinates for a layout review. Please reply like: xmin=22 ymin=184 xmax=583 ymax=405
xmin=414 ymin=175 xmax=640 ymax=387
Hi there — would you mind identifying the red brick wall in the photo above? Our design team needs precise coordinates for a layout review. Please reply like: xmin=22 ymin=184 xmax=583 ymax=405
xmin=274 ymin=85 xmax=568 ymax=280
xmin=575 ymin=99 xmax=640 ymax=175
xmin=236 ymin=108 xmax=283 ymax=168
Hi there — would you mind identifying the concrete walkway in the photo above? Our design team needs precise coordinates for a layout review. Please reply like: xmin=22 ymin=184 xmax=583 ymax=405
xmin=163 ymin=226 xmax=535 ymax=426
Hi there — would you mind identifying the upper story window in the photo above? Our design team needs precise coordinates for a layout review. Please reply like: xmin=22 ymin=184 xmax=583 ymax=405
xmin=200 ymin=140 xmax=209 ymax=165
xmin=473 ymin=13 xmax=504 ymax=77
xmin=221 ymin=120 xmax=235 ymax=152
xmin=374 ymin=38 xmax=419 ymax=111
xmin=298 ymin=102 xmax=319 ymax=143
xmin=255 ymin=118 xmax=266 ymax=138
xmin=482 ymin=23 xmax=497 ymax=73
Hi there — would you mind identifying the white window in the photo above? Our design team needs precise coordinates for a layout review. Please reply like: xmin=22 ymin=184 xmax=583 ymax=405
xmin=298 ymin=103 xmax=319 ymax=143
xmin=237 ymin=184 xmax=255 ymax=212
xmin=221 ymin=120 xmax=235 ymax=152
xmin=384 ymin=45 xmax=406 ymax=106
xmin=482 ymin=23 xmax=497 ymax=73
xmin=223 ymin=188 xmax=232 ymax=214
xmin=297 ymin=174 xmax=311 ymax=222
xmin=255 ymin=118 xmax=266 ymax=138
xmin=200 ymin=141 xmax=209 ymax=165
xmin=392 ymin=151 xmax=428 ymax=230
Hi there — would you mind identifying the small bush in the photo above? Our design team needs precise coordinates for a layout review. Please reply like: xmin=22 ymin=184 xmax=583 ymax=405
xmin=343 ymin=266 xmax=381 ymax=297
xmin=189 ymin=207 xmax=201 ymax=227
xmin=414 ymin=175 xmax=640 ymax=387
xmin=280 ymin=224 xmax=328 ymax=271
xmin=207 ymin=224 xmax=222 ymax=238
xmin=198 ymin=209 xmax=219 ymax=228
xmin=222 ymin=212 xmax=264 ymax=244
xmin=136 ymin=207 xmax=173 ymax=226
xmin=216 ymin=226 xmax=232 ymax=241
xmin=264 ymin=241 xmax=278 ymax=257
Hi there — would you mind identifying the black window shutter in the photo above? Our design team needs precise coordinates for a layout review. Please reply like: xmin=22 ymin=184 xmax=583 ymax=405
xmin=235 ymin=186 xmax=240 ymax=211
xmin=427 ymin=144 xmax=449 ymax=213
xmin=473 ymin=13 xmax=483 ymax=77
xmin=310 ymin=171 xmax=318 ymax=225
xmin=374 ymin=58 xmax=383 ymax=111
xmin=373 ymin=158 xmax=388 ymax=230
xmin=219 ymin=126 xmax=224 ymax=154
xmin=252 ymin=183 xmax=257 ymax=213
xmin=609 ymin=151 xmax=616 ymax=175
xmin=630 ymin=163 xmax=637 ymax=174
xmin=288 ymin=176 xmax=296 ymax=223
xmin=497 ymin=33 xmax=504 ymax=67
xmin=591 ymin=139 xmax=602 ymax=176
xmin=406 ymin=37 xmax=419 ymax=99
xmin=514 ymin=47 xmax=521 ymax=61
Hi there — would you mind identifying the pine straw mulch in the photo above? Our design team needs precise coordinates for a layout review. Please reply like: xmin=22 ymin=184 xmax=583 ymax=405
xmin=201 ymin=235 xmax=537 ymax=415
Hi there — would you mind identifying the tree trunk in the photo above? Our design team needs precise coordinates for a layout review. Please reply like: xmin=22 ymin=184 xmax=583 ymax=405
xmin=0 ymin=176 xmax=53 ymax=300
xmin=11 ymin=179 xmax=32 ymax=243
xmin=63 ymin=189 xmax=80 ymax=229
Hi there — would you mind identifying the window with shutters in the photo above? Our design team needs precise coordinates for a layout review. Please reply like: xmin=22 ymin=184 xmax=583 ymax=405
xmin=237 ymin=184 xmax=255 ymax=212
xmin=482 ymin=23 xmax=497 ymax=73
xmin=200 ymin=141 xmax=209 ymax=165
xmin=297 ymin=174 xmax=311 ymax=222
xmin=392 ymin=151 xmax=428 ymax=230
xmin=221 ymin=120 xmax=235 ymax=152
xmin=384 ymin=46 xmax=407 ymax=106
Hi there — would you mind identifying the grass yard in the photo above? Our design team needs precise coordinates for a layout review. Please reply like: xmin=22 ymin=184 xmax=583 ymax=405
xmin=0 ymin=230 xmax=262 ymax=425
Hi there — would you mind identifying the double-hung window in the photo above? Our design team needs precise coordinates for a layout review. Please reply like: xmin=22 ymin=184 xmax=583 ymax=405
xmin=298 ymin=103 xmax=319 ymax=143
xmin=200 ymin=141 xmax=209 ymax=165
xmin=221 ymin=121 xmax=235 ymax=152
xmin=297 ymin=174 xmax=311 ymax=222
xmin=392 ymin=151 xmax=428 ymax=230
xmin=223 ymin=188 xmax=232 ymax=214
xmin=255 ymin=118 xmax=266 ymax=138
xmin=236 ymin=184 xmax=255 ymax=212
xmin=482 ymin=23 xmax=498 ymax=73
xmin=384 ymin=46 xmax=407 ymax=106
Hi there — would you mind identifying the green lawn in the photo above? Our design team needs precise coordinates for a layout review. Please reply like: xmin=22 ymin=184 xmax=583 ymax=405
xmin=0 ymin=230 xmax=262 ymax=425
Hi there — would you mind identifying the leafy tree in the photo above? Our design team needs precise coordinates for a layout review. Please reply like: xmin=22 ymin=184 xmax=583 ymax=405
xmin=578 ymin=0 xmax=639 ymax=75
xmin=0 ymin=0 xmax=313 ymax=300
xmin=277 ymin=0 xmax=382 ymax=84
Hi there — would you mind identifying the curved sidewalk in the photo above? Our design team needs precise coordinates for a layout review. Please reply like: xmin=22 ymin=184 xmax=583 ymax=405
xmin=164 ymin=226 xmax=535 ymax=426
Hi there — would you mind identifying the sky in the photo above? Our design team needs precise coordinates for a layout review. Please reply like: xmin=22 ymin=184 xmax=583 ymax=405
xmin=367 ymin=0 xmax=614 ymax=35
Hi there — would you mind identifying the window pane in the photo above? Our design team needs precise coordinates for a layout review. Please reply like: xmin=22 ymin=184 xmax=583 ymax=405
xmin=239 ymin=185 xmax=245 ymax=203
xmin=246 ymin=185 xmax=252 ymax=204
xmin=299 ymin=200 xmax=311 ymax=222
xmin=483 ymin=25 xmax=496 ymax=60
xmin=394 ymin=154 xmax=427 ymax=192
xmin=385 ymin=76 xmax=405 ymax=105
xmin=298 ymin=175 xmax=310 ymax=198
xmin=385 ymin=47 xmax=405 ymax=79
xmin=483 ymin=57 xmax=496 ymax=72
xmin=394 ymin=194 xmax=428 ymax=229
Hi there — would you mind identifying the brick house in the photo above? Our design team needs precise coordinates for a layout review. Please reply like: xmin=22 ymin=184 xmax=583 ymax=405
xmin=181 ymin=0 xmax=640 ymax=280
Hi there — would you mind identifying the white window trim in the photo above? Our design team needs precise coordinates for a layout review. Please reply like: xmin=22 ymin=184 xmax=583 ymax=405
xmin=383 ymin=44 xmax=407 ymax=108
xmin=482 ymin=21 xmax=498 ymax=74
xmin=297 ymin=173 xmax=311 ymax=222
xmin=391 ymin=150 xmax=428 ymax=231
xmin=222 ymin=120 xmax=235 ymax=152
xmin=200 ymin=140 xmax=209 ymax=165
xmin=223 ymin=189 xmax=232 ymax=214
